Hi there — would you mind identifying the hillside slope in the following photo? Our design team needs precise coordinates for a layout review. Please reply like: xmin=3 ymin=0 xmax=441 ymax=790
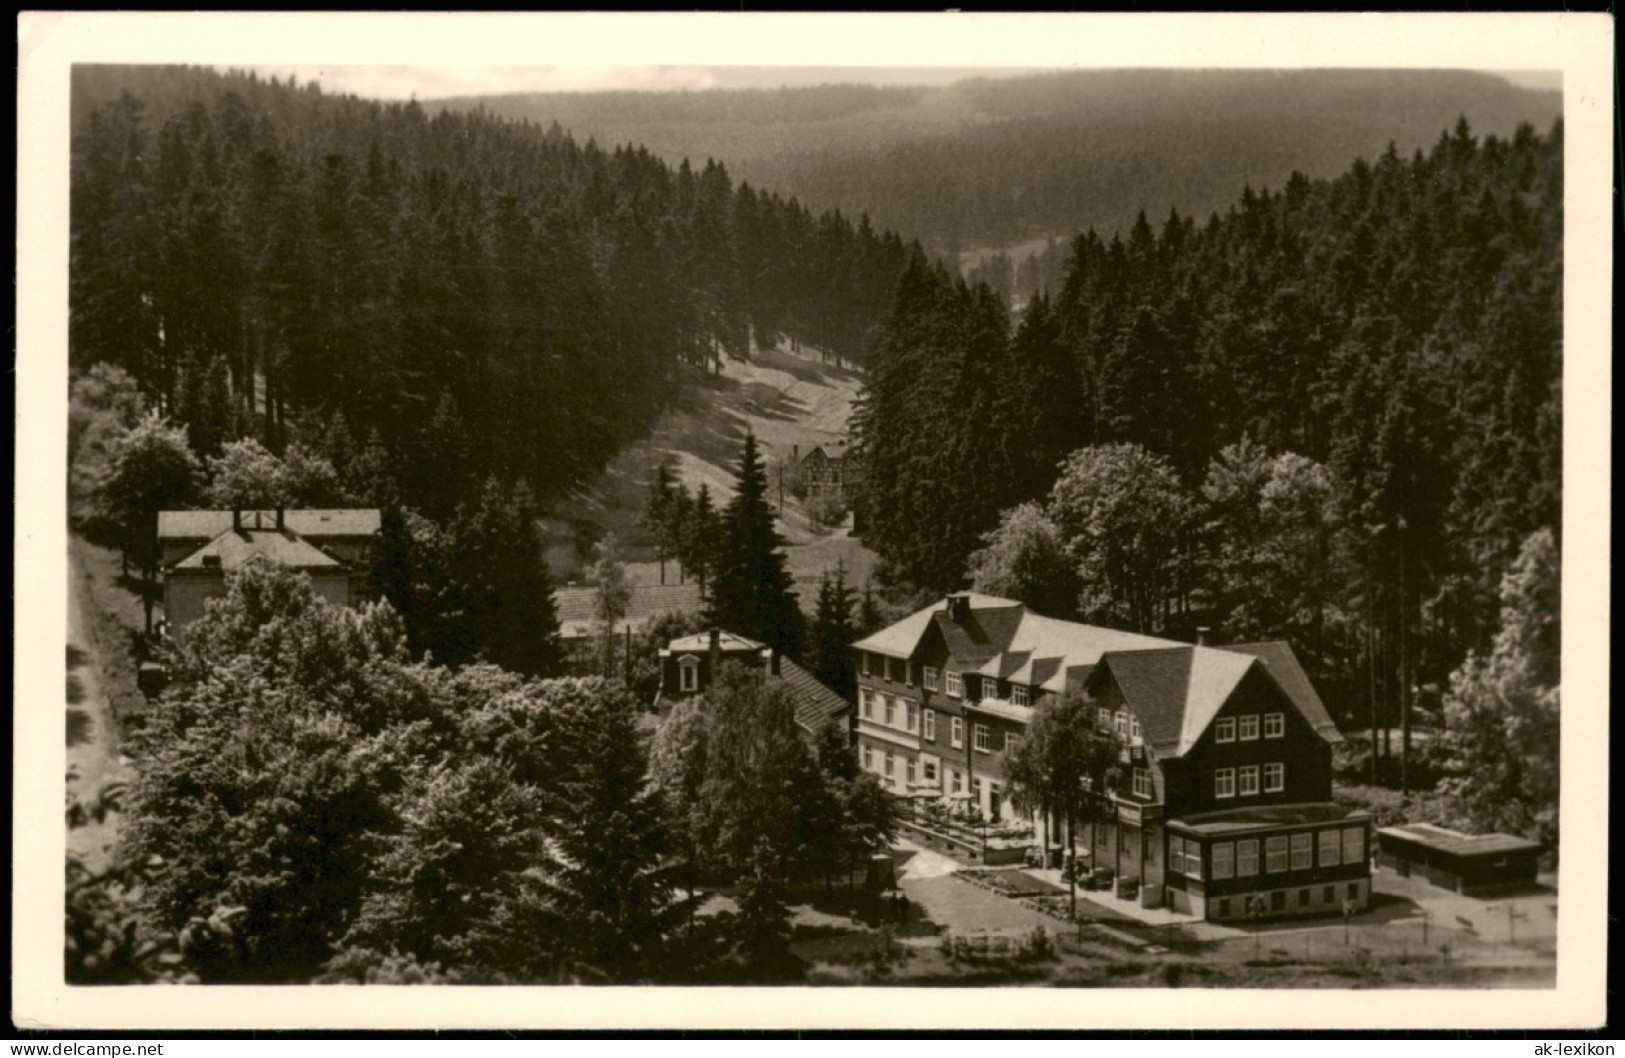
xmin=434 ymin=69 xmax=1561 ymax=256
xmin=549 ymin=342 xmax=878 ymax=604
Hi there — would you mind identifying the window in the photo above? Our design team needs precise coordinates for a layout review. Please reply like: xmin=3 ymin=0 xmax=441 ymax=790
xmin=1215 ymin=717 xmax=1236 ymax=743
xmin=951 ymin=769 xmax=964 ymax=794
xmin=1264 ymin=712 xmax=1285 ymax=739
xmin=905 ymin=661 xmax=913 ymax=687
xmin=923 ymin=709 xmax=936 ymax=741
xmin=1342 ymin=827 xmax=1366 ymax=864
xmin=951 ymin=716 xmax=964 ymax=748
xmin=1238 ymin=765 xmax=1260 ymax=796
xmin=862 ymin=652 xmax=871 ymax=677
xmin=1185 ymin=842 xmax=1202 ymax=880
xmin=1011 ymin=685 xmax=1029 ymax=708
xmin=1097 ymin=827 xmax=1109 ymax=849
xmin=1323 ymin=886 xmax=1336 ymax=904
xmin=1265 ymin=763 xmax=1285 ymax=792
xmin=945 ymin=671 xmax=963 ymax=699
xmin=1298 ymin=889 xmax=1310 ymax=908
xmin=1212 ymin=841 xmax=1235 ymax=879
xmin=1097 ymin=707 xmax=1111 ymax=730
xmin=859 ymin=689 xmax=871 ymax=719
xmin=862 ymin=744 xmax=873 ymax=771
xmin=924 ymin=666 xmax=939 ymax=692
xmin=1237 ymin=839 xmax=1259 ymax=876
xmin=922 ymin=759 xmax=937 ymax=782
xmin=1218 ymin=898 xmax=1231 ymax=918
xmin=1290 ymin=832 xmax=1313 ymax=870
xmin=1133 ymin=767 xmax=1152 ymax=798
xmin=1004 ymin=732 xmax=1019 ymax=753
xmin=1129 ymin=715 xmax=1142 ymax=742
xmin=906 ymin=701 xmax=919 ymax=733
xmin=1270 ymin=891 xmax=1286 ymax=912
xmin=883 ymin=695 xmax=895 ymax=727
xmin=974 ymin=723 xmax=991 ymax=753
xmin=1319 ymin=830 xmax=1342 ymax=867
xmin=1215 ymin=768 xmax=1236 ymax=799
xmin=1239 ymin=715 xmax=1260 ymax=740
xmin=884 ymin=752 xmax=895 ymax=778
xmin=1115 ymin=711 xmax=1130 ymax=738
xmin=989 ymin=783 xmax=1003 ymax=819
xmin=679 ymin=658 xmax=699 ymax=693
xmin=905 ymin=759 xmax=916 ymax=786
xmin=1168 ymin=837 xmax=1185 ymax=875
xmin=981 ymin=676 xmax=998 ymax=701
xmin=1265 ymin=836 xmax=1288 ymax=873
xmin=1347 ymin=882 xmax=1360 ymax=902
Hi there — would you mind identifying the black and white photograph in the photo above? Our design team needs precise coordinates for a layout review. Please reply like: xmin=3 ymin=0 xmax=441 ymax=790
xmin=14 ymin=11 xmax=1611 ymax=1032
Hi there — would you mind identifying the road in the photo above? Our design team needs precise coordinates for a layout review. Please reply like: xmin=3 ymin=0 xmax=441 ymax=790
xmin=66 ymin=545 xmax=132 ymax=875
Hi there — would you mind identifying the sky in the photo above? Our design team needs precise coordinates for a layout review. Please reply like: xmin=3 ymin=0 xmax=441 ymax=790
xmin=238 ymin=64 xmax=1561 ymax=102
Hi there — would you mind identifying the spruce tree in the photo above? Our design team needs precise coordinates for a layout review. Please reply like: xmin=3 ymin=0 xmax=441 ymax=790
xmin=808 ymin=565 xmax=858 ymax=700
xmin=707 ymin=433 xmax=801 ymax=655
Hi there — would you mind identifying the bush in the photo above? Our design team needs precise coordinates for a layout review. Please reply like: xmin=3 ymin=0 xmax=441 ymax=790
xmin=805 ymin=491 xmax=849 ymax=528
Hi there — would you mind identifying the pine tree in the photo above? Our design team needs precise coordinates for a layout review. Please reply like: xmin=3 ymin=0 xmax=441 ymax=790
xmin=707 ymin=433 xmax=801 ymax=655
xmin=449 ymin=478 xmax=561 ymax=676
xmin=807 ymin=565 xmax=858 ymax=699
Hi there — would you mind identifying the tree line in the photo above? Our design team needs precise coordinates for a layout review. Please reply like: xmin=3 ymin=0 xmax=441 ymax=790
xmin=855 ymin=118 xmax=1562 ymax=819
xmin=71 ymin=64 xmax=914 ymax=522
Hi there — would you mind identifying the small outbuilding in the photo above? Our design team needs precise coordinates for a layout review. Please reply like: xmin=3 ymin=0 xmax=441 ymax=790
xmin=1375 ymin=822 xmax=1542 ymax=894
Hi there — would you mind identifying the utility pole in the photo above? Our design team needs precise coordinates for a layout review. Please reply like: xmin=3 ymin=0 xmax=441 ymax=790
xmin=1398 ymin=515 xmax=1410 ymax=798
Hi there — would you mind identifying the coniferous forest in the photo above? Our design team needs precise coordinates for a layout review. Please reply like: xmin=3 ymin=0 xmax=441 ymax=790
xmin=855 ymin=117 xmax=1562 ymax=768
xmin=70 ymin=64 xmax=912 ymax=518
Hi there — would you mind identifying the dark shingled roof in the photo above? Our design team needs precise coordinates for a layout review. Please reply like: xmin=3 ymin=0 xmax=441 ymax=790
xmin=1224 ymin=641 xmax=1343 ymax=744
xmin=777 ymin=656 xmax=852 ymax=735
xmin=931 ymin=605 xmax=1025 ymax=663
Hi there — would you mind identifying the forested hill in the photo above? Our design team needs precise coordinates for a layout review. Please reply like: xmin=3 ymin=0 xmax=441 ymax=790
xmin=434 ymin=69 xmax=1561 ymax=256
xmin=70 ymin=65 xmax=912 ymax=517
xmin=854 ymin=118 xmax=1562 ymax=729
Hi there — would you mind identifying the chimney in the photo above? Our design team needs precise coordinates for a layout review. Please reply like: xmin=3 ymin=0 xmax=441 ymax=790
xmin=1196 ymin=626 xmax=1211 ymax=647
xmin=232 ymin=509 xmax=241 ymax=531
xmin=709 ymin=628 xmax=721 ymax=683
xmin=276 ymin=506 xmax=286 ymax=530
xmin=792 ymin=444 xmax=799 ymax=462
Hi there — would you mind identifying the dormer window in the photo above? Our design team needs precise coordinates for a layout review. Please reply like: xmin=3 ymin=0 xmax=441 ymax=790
xmin=1011 ymin=685 xmax=1029 ymax=708
xmin=924 ymin=667 xmax=939 ymax=692
xmin=678 ymin=656 xmax=700 ymax=693
xmin=945 ymin=671 xmax=963 ymax=699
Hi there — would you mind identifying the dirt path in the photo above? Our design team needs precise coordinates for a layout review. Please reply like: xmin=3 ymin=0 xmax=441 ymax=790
xmin=66 ymin=543 xmax=132 ymax=874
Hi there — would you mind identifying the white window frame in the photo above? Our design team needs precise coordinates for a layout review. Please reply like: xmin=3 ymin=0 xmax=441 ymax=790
xmin=945 ymin=671 xmax=963 ymax=699
xmin=922 ymin=758 xmax=937 ymax=782
xmin=951 ymin=768 xmax=964 ymax=794
xmin=1011 ymin=685 xmax=1029 ymax=708
xmin=1215 ymin=717 xmax=1236 ymax=743
xmin=1211 ymin=841 xmax=1235 ymax=880
xmin=950 ymin=716 xmax=964 ymax=748
xmin=1239 ymin=715 xmax=1260 ymax=741
xmin=1290 ymin=832 xmax=1313 ymax=870
xmin=1319 ymin=830 xmax=1342 ymax=867
xmin=974 ymin=723 xmax=991 ymax=753
xmin=923 ymin=709 xmax=936 ymax=741
xmin=924 ymin=666 xmax=939 ymax=692
xmin=981 ymin=676 xmax=998 ymax=701
xmin=1342 ymin=827 xmax=1366 ymax=864
xmin=1115 ymin=711 xmax=1129 ymax=739
xmin=905 ymin=661 xmax=913 ymax=687
xmin=861 ymin=652 xmax=871 ymax=677
xmin=862 ymin=744 xmax=874 ymax=772
xmin=1133 ymin=767 xmax=1152 ymax=799
xmin=885 ymin=751 xmax=895 ymax=778
xmin=885 ymin=656 xmax=897 ymax=683
xmin=1238 ymin=765 xmax=1260 ymax=796
xmin=1129 ymin=715 xmax=1142 ymax=742
xmin=678 ymin=657 xmax=699 ymax=693
xmin=1215 ymin=767 xmax=1236 ymax=799
xmin=906 ymin=758 xmax=916 ymax=786
xmin=1265 ymin=836 xmax=1288 ymax=873
xmin=883 ymin=695 xmax=895 ymax=727
xmin=1265 ymin=762 xmax=1285 ymax=792
xmin=906 ymin=701 xmax=919 ymax=734
xmin=1264 ymin=712 xmax=1285 ymax=739
xmin=1237 ymin=839 xmax=1259 ymax=876
xmin=1097 ymin=707 xmax=1112 ymax=731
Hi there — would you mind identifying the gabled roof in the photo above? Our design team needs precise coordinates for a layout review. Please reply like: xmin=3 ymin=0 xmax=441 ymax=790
xmin=172 ymin=528 xmax=342 ymax=571
xmin=851 ymin=593 xmax=1021 ymax=658
xmin=159 ymin=509 xmax=381 ymax=539
xmin=660 ymin=631 xmax=766 ymax=656
xmin=1224 ymin=641 xmax=1343 ymax=744
xmin=1096 ymin=646 xmax=1255 ymax=756
xmin=555 ymin=581 xmax=706 ymax=639
xmin=777 ymin=656 xmax=852 ymax=735
xmin=933 ymin=605 xmax=1027 ymax=663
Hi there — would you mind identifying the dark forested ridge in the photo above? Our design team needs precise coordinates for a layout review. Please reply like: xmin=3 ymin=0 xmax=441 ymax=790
xmin=854 ymin=117 xmax=1562 ymax=733
xmin=435 ymin=69 xmax=1561 ymax=259
xmin=70 ymin=64 xmax=912 ymax=516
